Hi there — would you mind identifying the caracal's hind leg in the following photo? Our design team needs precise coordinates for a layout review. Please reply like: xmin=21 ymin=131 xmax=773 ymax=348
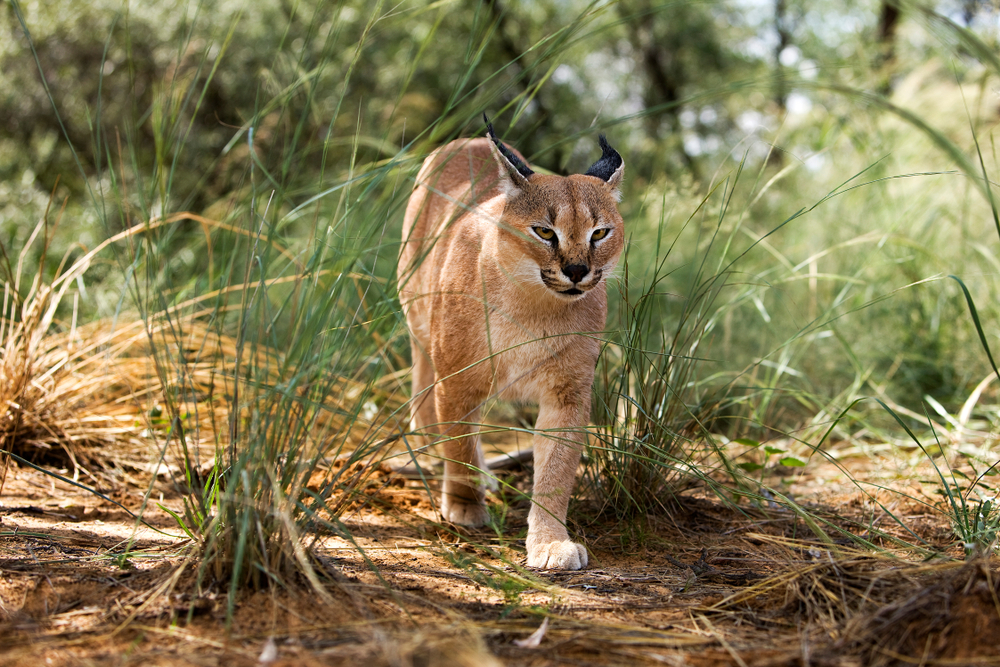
xmin=435 ymin=380 xmax=491 ymax=527
xmin=526 ymin=391 xmax=589 ymax=570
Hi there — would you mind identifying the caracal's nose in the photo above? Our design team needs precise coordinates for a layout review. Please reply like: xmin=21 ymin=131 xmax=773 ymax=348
xmin=562 ymin=264 xmax=589 ymax=283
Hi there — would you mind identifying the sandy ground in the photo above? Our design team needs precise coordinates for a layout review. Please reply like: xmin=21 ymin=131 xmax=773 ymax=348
xmin=1 ymin=437 xmax=999 ymax=666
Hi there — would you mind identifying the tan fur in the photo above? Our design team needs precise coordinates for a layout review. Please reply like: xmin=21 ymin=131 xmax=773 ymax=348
xmin=398 ymin=134 xmax=624 ymax=570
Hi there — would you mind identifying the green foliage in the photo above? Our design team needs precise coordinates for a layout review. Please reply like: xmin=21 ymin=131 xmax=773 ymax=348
xmin=735 ymin=440 xmax=805 ymax=473
xmin=585 ymin=173 xmax=737 ymax=518
xmin=947 ymin=484 xmax=1000 ymax=558
xmin=3 ymin=0 xmax=430 ymax=608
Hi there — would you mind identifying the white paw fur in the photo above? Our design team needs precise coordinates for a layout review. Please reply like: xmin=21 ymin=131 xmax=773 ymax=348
xmin=526 ymin=539 xmax=588 ymax=570
xmin=441 ymin=495 xmax=490 ymax=527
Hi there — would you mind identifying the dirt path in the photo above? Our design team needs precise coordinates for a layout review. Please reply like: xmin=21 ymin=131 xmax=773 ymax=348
xmin=1 ymin=449 xmax=998 ymax=666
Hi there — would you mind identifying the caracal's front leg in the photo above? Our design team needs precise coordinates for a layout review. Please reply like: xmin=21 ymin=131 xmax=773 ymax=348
xmin=527 ymin=391 xmax=589 ymax=570
xmin=435 ymin=379 xmax=491 ymax=527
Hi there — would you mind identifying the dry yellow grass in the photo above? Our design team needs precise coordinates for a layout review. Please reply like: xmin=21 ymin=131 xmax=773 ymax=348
xmin=0 ymin=209 xmax=406 ymax=495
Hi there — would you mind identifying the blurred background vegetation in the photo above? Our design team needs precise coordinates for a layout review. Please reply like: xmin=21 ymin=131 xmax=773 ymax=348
xmin=2 ymin=0 xmax=999 ymax=456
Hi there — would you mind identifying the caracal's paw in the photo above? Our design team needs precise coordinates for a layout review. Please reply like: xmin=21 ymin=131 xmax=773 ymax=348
xmin=526 ymin=539 xmax=588 ymax=570
xmin=441 ymin=495 xmax=490 ymax=527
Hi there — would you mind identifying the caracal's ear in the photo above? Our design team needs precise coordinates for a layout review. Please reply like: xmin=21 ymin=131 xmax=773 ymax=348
xmin=584 ymin=134 xmax=625 ymax=202
xmin=484 ymin=113 xmax=533 ymax=197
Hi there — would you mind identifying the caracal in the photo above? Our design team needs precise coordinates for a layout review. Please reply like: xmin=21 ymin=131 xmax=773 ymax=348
xmin=398 ymin=117 xmax=625 ymax=570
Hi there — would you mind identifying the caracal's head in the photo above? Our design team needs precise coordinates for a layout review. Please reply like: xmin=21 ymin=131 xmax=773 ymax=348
xmin=485 ymin=119 xmax=625 ymax=303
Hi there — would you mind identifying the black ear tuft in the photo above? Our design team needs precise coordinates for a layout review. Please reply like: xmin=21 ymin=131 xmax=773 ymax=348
xmin=483 ymin=113 xmax=534 ymax=180
xmin=584 ymin=135 xmax=623 ymax=182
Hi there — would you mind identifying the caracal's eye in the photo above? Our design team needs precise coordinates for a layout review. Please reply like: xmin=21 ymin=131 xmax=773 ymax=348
xmin=591 ymin=228 xmax=610 ymax=242
xmin=533 ymin=226 xmax=556 ymax=241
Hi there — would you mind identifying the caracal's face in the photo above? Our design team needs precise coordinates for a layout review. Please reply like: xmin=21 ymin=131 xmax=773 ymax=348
xmin=500 ymin=173 xmax=625 ymax=302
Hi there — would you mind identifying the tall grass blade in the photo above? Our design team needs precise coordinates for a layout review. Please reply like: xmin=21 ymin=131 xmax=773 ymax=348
xmin=948 ymin=275 xmax=1000 ymax=384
